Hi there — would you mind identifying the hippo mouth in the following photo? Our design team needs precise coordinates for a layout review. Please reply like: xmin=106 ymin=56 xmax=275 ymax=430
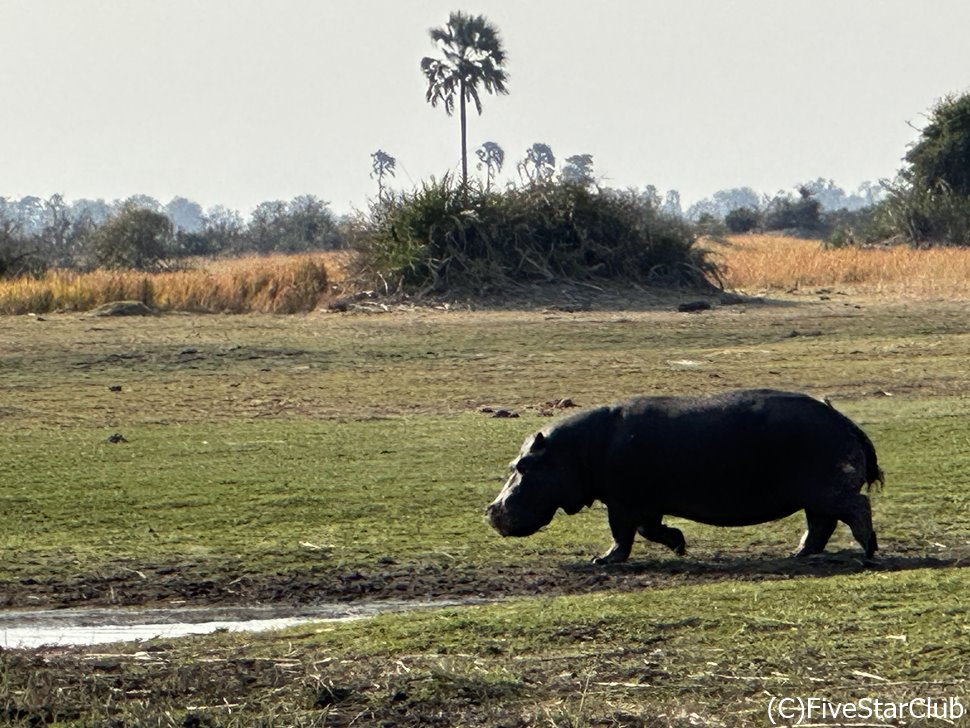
xmin=485 ymin=501 xmax=555 ymax=537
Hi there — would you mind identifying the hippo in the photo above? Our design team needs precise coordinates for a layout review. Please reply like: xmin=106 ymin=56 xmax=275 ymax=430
xmin=485 ymin=389 xmax=882 ymax=563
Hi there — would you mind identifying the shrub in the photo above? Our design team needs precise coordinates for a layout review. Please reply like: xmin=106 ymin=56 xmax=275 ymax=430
xmin=763 ymin=188 xmax=824 ymax=233
xmin=354 ymin=177 xmax=717 ymax=294
xmin=724 ymin=207 xmax=761 ymax=233
xmin=88 ymin=204 xmax=175 ymax=270
xmin=824 ymin=205 xmax=897 ymax=248
xmin=881 ymin=177 xmax=970 ymax=246
xmin=0 ymin=227 xmax=46 ymax=279
xmin=242 ymin=195 xmax=343 ymax=254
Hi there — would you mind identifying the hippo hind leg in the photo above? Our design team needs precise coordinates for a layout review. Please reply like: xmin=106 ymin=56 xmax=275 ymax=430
xmin=841 ymin=494 xmax=878 ymax=558
xmin=638 ymin=519 xmax=687 ymax=556
xmin=796 ymin=510 xmax=838 ymax=557
xmin=796 ymin=495 xmax=877 ymax=559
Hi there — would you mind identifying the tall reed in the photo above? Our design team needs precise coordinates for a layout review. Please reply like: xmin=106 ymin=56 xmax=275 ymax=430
xmin=0 ymin=255 xmax=339 ymax=314
xmin=717 ymin=234 xmax=970 ymax=299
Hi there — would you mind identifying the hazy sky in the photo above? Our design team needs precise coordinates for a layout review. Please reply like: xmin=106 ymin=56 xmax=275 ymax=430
xmin=3 ymin=1 xmax=970 ymax=216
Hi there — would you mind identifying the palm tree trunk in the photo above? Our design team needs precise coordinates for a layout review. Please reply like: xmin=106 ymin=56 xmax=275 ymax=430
xmin=459 ymin=78 xmax=468 ymax=189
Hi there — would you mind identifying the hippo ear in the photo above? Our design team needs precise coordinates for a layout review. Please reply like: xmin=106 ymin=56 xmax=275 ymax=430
xmin=530 ymin=432 xmax=546 ymax=452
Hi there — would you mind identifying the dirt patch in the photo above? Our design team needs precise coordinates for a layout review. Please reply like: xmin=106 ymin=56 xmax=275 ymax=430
xmin=1 ymin=551 xmax=960 ymax=612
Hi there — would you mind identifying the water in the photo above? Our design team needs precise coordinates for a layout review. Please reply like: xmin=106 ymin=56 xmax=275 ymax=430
xmin=0 ymin=600 xmax=469 ymax=649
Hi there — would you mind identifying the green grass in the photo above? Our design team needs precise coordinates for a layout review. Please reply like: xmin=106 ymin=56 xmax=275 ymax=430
xmin=5 ymin=569 xmax=967 ymax=725
xmin=288 ymin=568 xmax=970 ymax=718
xmin=3 ymin=405 xmax=970 ymax=586
xmin=2 ymin=296 xmax=970 ymax=724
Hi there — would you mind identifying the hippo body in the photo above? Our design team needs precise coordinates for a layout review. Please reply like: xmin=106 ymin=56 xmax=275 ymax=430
xmin=486 ymin=389 xmax=882 ymax=562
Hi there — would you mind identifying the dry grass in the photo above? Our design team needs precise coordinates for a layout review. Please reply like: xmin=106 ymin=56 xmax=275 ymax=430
xmin=0 ymin=252 xmax=353 ymax=315
xmin=716 ymin=233 xmax=970 ymax=299
xmin=4 ymin=236 xmax=970 ymax=314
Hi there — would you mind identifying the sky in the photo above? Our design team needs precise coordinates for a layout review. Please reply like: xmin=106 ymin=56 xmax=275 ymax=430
xmin=3 ymin=0 xmax=970 ymax=217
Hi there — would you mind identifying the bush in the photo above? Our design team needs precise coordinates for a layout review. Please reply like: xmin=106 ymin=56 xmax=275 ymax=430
xmin=763 ymin=188 xmax=824 ymax=233
xmin=88 ymin=204 xmax=175 ymax=270
xmin=724 ymin=207 xmax=761 ymax=233
xmin=354 ymin=177 xmax=717 ymax=293
xmin=882 ymin=180 xmax=970 ymax=245
xmin=0 ymin=226 xmax=46 ymax=279
xmin=242 ymin=195 xmax=343 ymax=254
xmin=824 ymin=205 xmax=897 ymax=248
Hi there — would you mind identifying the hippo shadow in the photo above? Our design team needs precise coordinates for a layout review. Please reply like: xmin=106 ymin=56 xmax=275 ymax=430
xmin=561 ymin=550 xmax=965 ymax=583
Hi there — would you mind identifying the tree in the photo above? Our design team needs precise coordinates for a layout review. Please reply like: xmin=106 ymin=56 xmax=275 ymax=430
xmin=904 ymin=92 xmax=970 ymax=196
xmin=420 ymin=11 xmax=509 ymax=188
xmin=165 ymin=197 xmax=205 ymax=234
xmin=475 ymin=141 xmax=504 ymax=190
xmin=203 ymin=205 xmax=244 ymax=254
xmin=725 ymin=206 xmax=762 ymax=233
xmin=880 ymin=92 xmax=970 ymax=245
xmin=89 ymin=204 xmax=174 ymax=270
xmin=518 ymin=143 xmax=556 ymax=185
xmin=763 ymin=187 xmax=823 ymax=232
xmin=370 ymin=149 xmax=397 ymax=202
xmin=245 ymin=196 xmax=342 ymax=253
xmin=0 ymin=204 xmax=37 ymax=278
xmin=561 ymin=154 xmax=595 ymax=186
xmin=123 ymin=194 xmax=163 ymax=213
xmin=662 ymin=190 xmax=683 ymax=218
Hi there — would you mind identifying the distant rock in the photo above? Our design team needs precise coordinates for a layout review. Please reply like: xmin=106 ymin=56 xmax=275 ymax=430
xmin=91 ymin=301 xmax=156 ymax=317
xmin=677 ymin=300 xmax=712 ymax=313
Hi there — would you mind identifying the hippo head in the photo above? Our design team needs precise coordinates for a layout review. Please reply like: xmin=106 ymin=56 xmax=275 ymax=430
xmin=485 ymin=428 xmax=590 ymax=537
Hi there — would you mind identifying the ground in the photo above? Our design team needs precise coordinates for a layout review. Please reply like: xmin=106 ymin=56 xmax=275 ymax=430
xmin=2 ymin=281 xmax=970 ymax=725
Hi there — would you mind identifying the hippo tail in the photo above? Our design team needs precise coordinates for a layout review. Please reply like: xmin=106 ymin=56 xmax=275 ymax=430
xmin=853 ymin=421 xmax=884 ymax=492
xmin=825 ymin=397 xmax=884 ymax=491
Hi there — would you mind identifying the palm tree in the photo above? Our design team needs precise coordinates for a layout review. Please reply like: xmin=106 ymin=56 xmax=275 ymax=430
xmin=518 ymin=142 xmax=556 ymax=185
xmin=475 ymin=141 xmax=505 ymax=191
xmin=421 ymin=12 xmax=509 ymax=189
xmin=370 ymin=149 xmax=397 ymax=202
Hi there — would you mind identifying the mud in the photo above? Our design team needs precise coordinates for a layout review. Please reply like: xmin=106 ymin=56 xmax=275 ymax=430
xmin=1 ymin=550 xmax=961 ymax=614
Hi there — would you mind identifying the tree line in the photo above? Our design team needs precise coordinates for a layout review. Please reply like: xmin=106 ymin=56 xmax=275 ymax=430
xmin=0 ymin=193 xmax=346 ymax=277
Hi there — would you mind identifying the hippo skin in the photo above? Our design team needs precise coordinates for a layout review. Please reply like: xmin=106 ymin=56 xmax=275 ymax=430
xmin=486 ymin=389 xmax=883 ymax=563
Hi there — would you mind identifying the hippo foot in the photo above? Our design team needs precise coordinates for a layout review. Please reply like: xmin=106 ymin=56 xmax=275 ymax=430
xmin=592 ymin=550 xmax=629 ymax=565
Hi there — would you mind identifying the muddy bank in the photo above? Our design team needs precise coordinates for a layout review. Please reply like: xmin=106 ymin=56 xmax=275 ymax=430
xmin=0 ymin=551 xmax=959 ymax=612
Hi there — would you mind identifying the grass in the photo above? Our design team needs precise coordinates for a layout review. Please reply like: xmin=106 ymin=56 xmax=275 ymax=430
xmin=5 ymin=234 xmax=970 ymax=314
xmin=4 ymin=570 xmax=968 ymax=725
xmin=0 ymin=253 xmax=348 ymax=315
xmin=718 ymin=233 xmax=970 ymax=298
xmin=2 ymin=241 xmax=970 ymax=724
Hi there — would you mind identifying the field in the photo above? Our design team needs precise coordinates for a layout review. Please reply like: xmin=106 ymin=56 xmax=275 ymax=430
xmin=2 ymin=235 xmax=970 ymax=725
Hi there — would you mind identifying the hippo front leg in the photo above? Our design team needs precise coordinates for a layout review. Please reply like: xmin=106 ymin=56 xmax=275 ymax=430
xmin=638 ymin=517 xmax=687 ymax=556
xmin=593 ymin=507 xmax=636 ymax=564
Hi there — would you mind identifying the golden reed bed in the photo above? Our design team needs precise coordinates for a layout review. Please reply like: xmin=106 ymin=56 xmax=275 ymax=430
xmin=1 ymin=238 xmax=969 ymax=314
xmin=0 ymin=253 xmax=353 ymax=315
xmin=715 ymin=234 xmax=970 ymax=300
